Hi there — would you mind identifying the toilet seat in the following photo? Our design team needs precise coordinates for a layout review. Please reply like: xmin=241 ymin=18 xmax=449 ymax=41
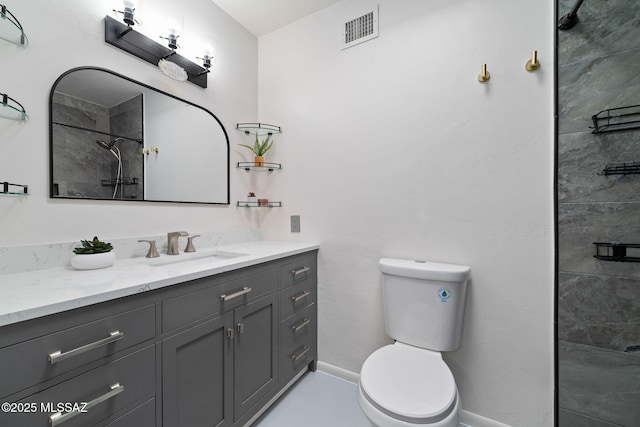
xmin=359 ymin=343 xmax=457 ymax=424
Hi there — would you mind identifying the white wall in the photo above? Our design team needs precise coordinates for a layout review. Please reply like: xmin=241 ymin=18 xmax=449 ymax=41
xmin=0 ymin=0 xmax=258 ymax=246
xmin=258 ymin=0 xmax=555 ymax=426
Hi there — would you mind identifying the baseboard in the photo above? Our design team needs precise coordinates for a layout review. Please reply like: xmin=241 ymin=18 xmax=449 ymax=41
xmin=316 ymin=361 xmax=360 ymax=384
xmin=461 ymin=410 xmax=512 ymax=427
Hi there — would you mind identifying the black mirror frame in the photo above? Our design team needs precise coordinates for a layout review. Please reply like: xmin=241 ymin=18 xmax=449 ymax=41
xmin=49 ymin=66 xmax=230 ymax=205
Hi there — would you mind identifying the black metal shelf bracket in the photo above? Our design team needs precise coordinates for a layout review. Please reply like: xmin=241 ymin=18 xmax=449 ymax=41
xmin=598 ymin=162 xmax=640 ymax=176
xmin=1 ymin=181 xmax=28 ymax=195
xmin=236 ymin=123 xmax=282 ymax=136
xmin=593 ymin=242 xmax=640 ymax=262
xmin=591 ymin=104 xmax=640 ymax=134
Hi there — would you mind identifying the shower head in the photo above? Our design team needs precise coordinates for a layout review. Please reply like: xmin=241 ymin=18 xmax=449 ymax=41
xmin=558 ymin=0 xmax=585 ymax=31
xmin=96 ymin=139 xmax=114 ymax=150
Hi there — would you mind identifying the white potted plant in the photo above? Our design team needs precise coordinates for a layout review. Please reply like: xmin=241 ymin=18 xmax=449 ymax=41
xmin=70 ymin=236 xmax=116 ymax=270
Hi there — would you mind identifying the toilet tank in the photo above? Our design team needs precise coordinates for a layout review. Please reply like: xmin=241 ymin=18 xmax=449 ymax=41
xmin=379 ymin=258 xmax=470 ymax=352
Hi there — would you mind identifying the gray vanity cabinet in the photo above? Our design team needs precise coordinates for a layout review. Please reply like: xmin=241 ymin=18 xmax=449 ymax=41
xmin=162 ymin=312 xmax=234 ymax=427
xmin=233 ymin=293 xmax=279 ymax=420
xmin=0 ymin=249 xmax=318 ymax=427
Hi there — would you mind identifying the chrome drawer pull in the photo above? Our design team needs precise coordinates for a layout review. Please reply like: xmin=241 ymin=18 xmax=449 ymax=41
xmin=291 ymin=345 xmax=310 ymax=361
xmin=48 ymin=331 xmax=124 ymax=364
xmin=291 ymin=290 xmax=310 ymax=302
xmin=219 ymin=286 xmax=252 ymax=301
xmin=49 ymin=382 xmax=124 ymax=426
xmin=291 ymin=266 xmax=310 ymax=276
xmin=292 ymin=318 xmax=310 ymax=332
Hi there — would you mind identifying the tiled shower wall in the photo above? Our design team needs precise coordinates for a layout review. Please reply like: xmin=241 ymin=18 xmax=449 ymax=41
xmin=557 ymin=1 xmax=640 ymax=426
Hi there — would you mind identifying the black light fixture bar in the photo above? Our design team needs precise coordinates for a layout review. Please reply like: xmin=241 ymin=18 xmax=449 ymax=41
xmin=104 ymin=15 xmax=207 ymax=88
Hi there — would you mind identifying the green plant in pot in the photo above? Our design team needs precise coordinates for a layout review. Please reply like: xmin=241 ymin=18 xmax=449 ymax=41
xmin=239 ymin=134 xmax=273 ymax=166
xmin=71 ymin=236 xmax=116 ymax=270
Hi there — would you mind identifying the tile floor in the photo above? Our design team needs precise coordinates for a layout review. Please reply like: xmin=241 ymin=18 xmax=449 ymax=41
xmin=253 ymin=371 xmax=371 ymax=427
xmin=253 ymin=370 xmax=467 ymax=427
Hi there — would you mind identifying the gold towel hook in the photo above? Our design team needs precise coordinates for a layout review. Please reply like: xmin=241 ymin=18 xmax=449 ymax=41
xmin=478 ymin=63 xmax=490 ymax=83
xmin=525 ymin=50 xmax=540 ymax=71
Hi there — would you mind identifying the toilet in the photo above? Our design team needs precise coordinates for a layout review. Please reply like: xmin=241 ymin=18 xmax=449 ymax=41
xmin=357 ymin=258 xmax=471 ymax=427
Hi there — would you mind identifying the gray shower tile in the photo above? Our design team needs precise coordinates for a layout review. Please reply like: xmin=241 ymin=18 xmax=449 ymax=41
xmin=558 ymin=131 xmax=640 ymax=203
xmin=558 ymin=203 xmax=640 ymax=278
xmin=558 ymin=0 xmax=640 ymax=66
xmin=558 ymin=273 xmax=640 ymax=352
xmin=559 ymin=340 xmax=640 ymax=427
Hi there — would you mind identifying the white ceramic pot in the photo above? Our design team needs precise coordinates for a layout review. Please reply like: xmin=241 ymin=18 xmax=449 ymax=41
xmin=71 ymin=251 xmax=116 ymax=270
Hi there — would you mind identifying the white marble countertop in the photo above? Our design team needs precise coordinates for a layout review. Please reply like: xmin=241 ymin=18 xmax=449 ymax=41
xmin=0 ymin=241 xmax=319 ymax=327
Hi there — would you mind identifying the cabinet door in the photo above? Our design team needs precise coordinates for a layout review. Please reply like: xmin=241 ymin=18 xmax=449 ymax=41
xmin=233 ymin=293 xmax=278 ymax=420
xmin=162 ymin=313 xmax=233 ymax=427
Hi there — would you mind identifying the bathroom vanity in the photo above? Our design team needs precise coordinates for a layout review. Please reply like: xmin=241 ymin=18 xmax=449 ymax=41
xmin=0 ymin=241 xmax=318 ymax=427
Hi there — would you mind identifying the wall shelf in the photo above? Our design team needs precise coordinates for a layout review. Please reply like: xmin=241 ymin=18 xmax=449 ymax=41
xmin=0 ymin=4 xmax=28 ymax=47
xmin=1 ymin=181 xmax=28 ymax=196
xmin=236 ymin=123 xmax=281 ymax=136
xmin=101 ymin=177 xmax=139 ymax=187
xmin=1 ymin=93 xmax=28 ymax=121
xmin=599 ymin=162 xmax=640 ymax=176
xmin=236 ymin=162 xmax=282 ymax=172
xmin=237 ymin=201 xmax=282 ymax=208
xmin=593 ymin=242 xmax=640 ymax=262
xmin=591 ymin=104 xmax=640 ymax=134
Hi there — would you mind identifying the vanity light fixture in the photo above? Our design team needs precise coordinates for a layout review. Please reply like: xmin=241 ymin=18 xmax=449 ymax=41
xmin=104 ymin=7 xmax=208 ymax=88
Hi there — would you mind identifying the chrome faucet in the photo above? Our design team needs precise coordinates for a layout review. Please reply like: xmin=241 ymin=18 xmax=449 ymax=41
xmin=167 ymin=231 xmax=188 ymax=255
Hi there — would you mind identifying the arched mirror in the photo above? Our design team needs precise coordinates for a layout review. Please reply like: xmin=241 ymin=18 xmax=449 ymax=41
xmin=49 ymin=67 xmax=229 ymax=204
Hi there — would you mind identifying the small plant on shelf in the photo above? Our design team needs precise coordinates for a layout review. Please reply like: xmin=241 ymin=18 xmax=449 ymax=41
xmin=239 ymin=134 xmax=274 ymax=166
xmin=73 ymin=236 xmax=114 ymax=254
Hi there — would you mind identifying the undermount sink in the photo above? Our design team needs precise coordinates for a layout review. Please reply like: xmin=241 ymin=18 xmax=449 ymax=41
xmin=148 ymin=250 xmax=247 ymax=267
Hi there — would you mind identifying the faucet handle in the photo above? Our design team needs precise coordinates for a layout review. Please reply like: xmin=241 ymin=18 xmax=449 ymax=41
xmin=138 ymin=240 xmax=160 ymax=258
xmin=184 ymin=235 xmax=201 ymax=253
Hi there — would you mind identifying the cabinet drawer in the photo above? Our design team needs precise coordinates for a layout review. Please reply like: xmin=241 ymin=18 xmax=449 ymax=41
xmin=162 ymin=267 xmax=279 ymax=332
xmin=279 ymin=253 xmax=316 ymax=289
xmin=279 ymin=305 xmax=317 ymax=383
xmin=0 ymin=345 xmax=155 ymax=427
xmin=279 ymin=281 xmax=316 ymax=321
xmin=0 ymin=304 xmax=155 ymax=398
xmin=104 ymin=397 xmax=155 ymax=427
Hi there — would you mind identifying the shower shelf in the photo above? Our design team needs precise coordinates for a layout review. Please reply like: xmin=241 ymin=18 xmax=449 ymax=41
xmin=593 ymin=242 xmax=640 ymax=262
xmin=591 ymin=104 xmax=640 ymax=134
xmin=237 ymin=162 xmax=282 ymax=172
xmin=0 ymin=4 xmax=28 ymax=47
xmin=599 ymin=162 xmax=640 ymax=176
xmin=101 ymin=177 xmax=139 ymax=187
xmin=236 ymin=123 xmax=281 ymax=136
xmin=1 ymin=181 xmax=28 ymax=196
xmin=52 ymin=122 xmax=143 ymax=144
xmin=1 ymin=93 xmax=28 ymax=121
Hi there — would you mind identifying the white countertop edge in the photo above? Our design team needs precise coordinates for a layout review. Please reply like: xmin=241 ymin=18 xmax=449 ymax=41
xmin=0 ymin=241 xmax=319 ymax=327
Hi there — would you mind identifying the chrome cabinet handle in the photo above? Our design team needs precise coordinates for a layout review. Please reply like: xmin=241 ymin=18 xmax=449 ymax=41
xmin=48 ymin=331 xmax=124 ymax=364
xmin=292 ymin=318 xmax=310 ymax=332
xmin=48 ymin=383 xmax=124 ymax=426
xmin=291 ymin=266 xmax=310 ymax=276
xmin=291 ymin=345 xmax=310 ymax=361
xmin=219 ymin=286 xmax=252 ymax=301
xmin=291 ymin=290 xmax=310 ymax=302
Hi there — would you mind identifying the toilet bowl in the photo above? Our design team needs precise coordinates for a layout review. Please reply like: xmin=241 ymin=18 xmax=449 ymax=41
xmin=357 ymin=343 xmax=460 ymax=427
xmin=357 ymin=258 xmax=470 ymax=427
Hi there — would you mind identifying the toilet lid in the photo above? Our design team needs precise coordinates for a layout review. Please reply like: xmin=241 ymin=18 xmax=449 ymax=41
xmin=360 ymin=344 xmax=457 ymax=423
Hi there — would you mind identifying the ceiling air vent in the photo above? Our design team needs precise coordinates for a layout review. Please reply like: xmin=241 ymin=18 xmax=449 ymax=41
xmin=342 ymin=5 xmax=378 ymax=50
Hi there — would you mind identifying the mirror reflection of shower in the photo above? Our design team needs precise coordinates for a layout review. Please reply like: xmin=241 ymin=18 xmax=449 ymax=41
xmin=96 ymin=138 xmax=123 ymax=199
